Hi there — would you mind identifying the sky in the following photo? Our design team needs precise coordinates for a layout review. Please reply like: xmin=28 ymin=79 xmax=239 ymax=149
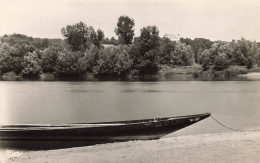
xmin=0 ymin=0 xmax=260 ymax=41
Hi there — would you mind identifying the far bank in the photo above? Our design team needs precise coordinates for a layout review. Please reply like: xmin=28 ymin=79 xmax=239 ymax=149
xmin=2 ymin=65 xmax=260 ymax=81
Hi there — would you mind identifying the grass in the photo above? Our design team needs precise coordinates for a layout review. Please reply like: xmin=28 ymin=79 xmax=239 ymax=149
xmin=248 ymin=66 xmax=260 ymax=73
xmin=224 ymin=66 xmax=248 ymax=76
xmin=160 ymin=64 xmax=203 ymax=76
xmin=159 ymin=65 xmax=260 ymax=79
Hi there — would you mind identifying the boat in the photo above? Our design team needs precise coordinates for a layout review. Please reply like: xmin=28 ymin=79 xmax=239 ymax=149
xmin=0 ymin=113 xmax=210 ymax=141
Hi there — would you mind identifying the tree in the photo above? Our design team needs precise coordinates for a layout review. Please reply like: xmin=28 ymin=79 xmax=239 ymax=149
xmin=110 ymin=37 xmax=120 ymax=45
xmin=130 ymin=26 xmax=160 ymax=75
xmin=200 ymin=49 xmax=211 ymax=71
xmin=218 ymin=42 xmax=235 ymax=65
xmin=158 ymin=37 xmax=175 ymax=65
xmin=0 ymin=43 xmax=16 ymax=74
xmin=213 ymin=53 xmax=229 ymax=71
xmin=192 ymin=38 xmax=213 ymax=63
xmin=256 ymin=48 xmax=260 ymax=67
xmin=180 ymin=38 xmax=213 ymax=63
xmin=233 ymin=38 xmax=257 ymax=66
xmin=92 ymin=46 xmax=132 ymax=76
xmin=21 ymin=51 xmax=41 ymax=77
xmin=54 ymin=50 xmax=84 ymax=77
xmin=135 ymin=49 xmax=160 ymax=75
xmin=0 ymin=43 xmax=36 ymax=74
xmin=90 ymin=28 xmax=104 ymax=48
xmin=139 ymin=26 xmax=160 ymax=55
xmin=246 ymin=57 xmax=254 ymax=69
xmin=115 ymin=16 xmax=135 ymax=45
xmin=170 ymin=42 xmax=194 ymax=66
xmin=61 ymin=22 xmax=91 ymax=52
xmin=78 ymin=47 xmax=100 ymax=72
xmin=41 ymin=46 xmax=59 ymax=73
xmin=41 ymin=38 xmax=49 ymax=49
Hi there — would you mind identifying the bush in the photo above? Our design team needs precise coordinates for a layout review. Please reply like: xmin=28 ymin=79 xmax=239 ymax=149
xmin=158 ymin=37 xmax=175 ymax=65
xmin=21 ymin=51 xmax=41 ymax=77
xmin=213 ymin=53 xmax=229 ymax=71
xmin=170 ymin=42 xmax=194 ymax=66
xmin=92 ymin=46 xmax=132 ymax=76
xmin=246 ymin=57 xmax=254 ymax=69
xmin=78 ymin=47 xmax=101 ymax=72
xmin=199 ymin=49 xmax=211 ymax=71
xmin=54 ymin=50 xmax=84 ymax=77
xmin=192 ymin=71 xmax=200 ymax=78
xmin=0 ymin=43 xmax=29 ymax=74
xmin=41 ymin=46 xmax=59 ymax=73
xmin=224 ymin=66 xmax=247 ymax=76
xmin=133 ymin=49 xmax=160 ymax=75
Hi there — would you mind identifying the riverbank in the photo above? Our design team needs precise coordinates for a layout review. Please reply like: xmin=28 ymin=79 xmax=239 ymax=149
xmin=1 ymin=131 xmax=259 ymax=163
xmin=159 ymin=65 xmax=260 ymax=80
xmin=1 ymin=65 xmax=260 ymax=81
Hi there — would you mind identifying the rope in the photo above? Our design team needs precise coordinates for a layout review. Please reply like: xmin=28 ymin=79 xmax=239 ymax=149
xmin=211 ymin=114 xmax=260 ymax=132
xmin=210 ymin=115 xmax=242 ymax=132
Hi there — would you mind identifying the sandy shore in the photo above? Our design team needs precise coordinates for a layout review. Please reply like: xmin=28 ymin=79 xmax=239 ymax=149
xmin=1 ymin=131 xmax=260 ymax=163
xmin=239 ymin=72 xmax=260 ymax=79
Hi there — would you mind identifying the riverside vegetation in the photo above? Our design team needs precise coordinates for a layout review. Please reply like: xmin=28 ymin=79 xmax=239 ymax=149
xmin=1 ymin=16 xmax=260 ymax=80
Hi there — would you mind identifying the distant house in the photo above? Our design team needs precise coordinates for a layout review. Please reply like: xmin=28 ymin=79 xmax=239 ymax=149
xmin=164 ymin=33 xmax=181 ymax=42
xmin=103 ymin=44 xmax=115 ymax=48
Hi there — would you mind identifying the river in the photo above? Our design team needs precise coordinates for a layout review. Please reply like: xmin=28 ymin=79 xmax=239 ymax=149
xmin=1 ymin=80 xmax=260 ymax=137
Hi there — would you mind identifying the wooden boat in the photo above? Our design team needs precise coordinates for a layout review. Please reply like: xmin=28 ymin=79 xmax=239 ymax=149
xmin=0 ymin=113 xmax=210 ymax=141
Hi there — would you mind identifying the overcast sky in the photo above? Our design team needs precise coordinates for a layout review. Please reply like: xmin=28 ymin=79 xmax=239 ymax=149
xmin=0 ymin=0 xmax=260 ymax=41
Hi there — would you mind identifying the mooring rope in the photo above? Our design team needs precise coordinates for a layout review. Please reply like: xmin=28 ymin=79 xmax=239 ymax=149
xmin=210 ymin=115 xmax=242 ymax=132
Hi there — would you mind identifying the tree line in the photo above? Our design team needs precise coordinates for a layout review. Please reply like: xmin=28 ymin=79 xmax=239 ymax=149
xmin=0 ymin=15 xmax=260 ymax=78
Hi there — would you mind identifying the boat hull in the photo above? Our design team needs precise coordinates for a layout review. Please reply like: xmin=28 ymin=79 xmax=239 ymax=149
xmin=0 ymin=113 xmax=210 ymax=141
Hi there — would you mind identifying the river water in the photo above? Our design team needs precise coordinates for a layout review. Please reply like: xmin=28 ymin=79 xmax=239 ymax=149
xmin=1 ymin=80 xmax=260 ymax=137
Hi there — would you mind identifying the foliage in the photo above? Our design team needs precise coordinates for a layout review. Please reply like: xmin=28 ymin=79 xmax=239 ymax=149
xmin=90 ymin=28 xmax=105 ymax=48
xmin=128 ymin=26 xmax=161 ymax=75
xmin=21 ymin=51 xmax=41 ymax=77
xmin=41 ymin=46 xmax=59 ymax=73
xmin=102 ymin=37 xmax=120 ymax=45
xmin=54 ymin=50 xmax=84 ymax=77
xmin=41 ymin=38 xmax=49 ymax=49
xmin=0 ymin=43 xmax=18 ymax=74
xmin=0 ymin=43 xmax=31 ymax=74
xmin=61 ymin=22 xmax=92 ymax=52
xmin=132 ymin=49 xmax=160 ymax=75
xmin=256 ymin=48 xmax=260 ymax=67
xmin=170 ymin=42 xmax=194 ymax=66
xmin=158 ymin=37 xmax=175 ymax=65
xmin=213 ymin=53 xmax=229 ymax=71
xmin=114 ymin=16 xmax=135 ymax=45
xmin=92 ymin=46 xmax=132 ymax=76
xmin=181 ymin=38 xmax=213 ymax=63
xmin=233 ymin=38 xmax=258 ymax=66
xmin=139 ymin=26 xmax=160 ymax=55
xmin=0 ymin=34 xmax=59 ymax=50
xmin=79 ymin=47 xmax=101 ymax=72
xmin=1 ymin=20 xmax=260 ymax=79
xmin=199 ymin=49 xmax=211 ymax=71
xmin=246 ymin=57 xmax=254 ymax=69
xmin=224 ymin=66 xmax=248 ymax=76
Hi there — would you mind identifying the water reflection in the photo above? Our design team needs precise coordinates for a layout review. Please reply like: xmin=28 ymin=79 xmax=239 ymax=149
xmin=1 ymin=73 xmax=260 ymax=81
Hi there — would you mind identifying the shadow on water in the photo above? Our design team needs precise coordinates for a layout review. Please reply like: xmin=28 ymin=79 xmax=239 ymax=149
xmin=0 ymin=140 xmax=122 ymax=151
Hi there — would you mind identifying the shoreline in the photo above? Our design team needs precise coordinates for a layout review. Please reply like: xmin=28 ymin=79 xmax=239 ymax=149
xmin=2 ymin=66 xmax=260 ymax=81
xmin=1 ymin=130 xmax=259 ymax=162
